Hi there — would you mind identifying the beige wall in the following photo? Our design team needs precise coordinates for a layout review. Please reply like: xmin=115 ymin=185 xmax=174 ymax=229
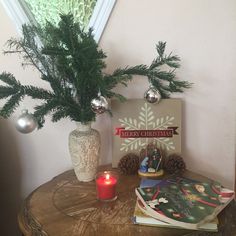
xmin=0 ymin=0 xmax=235 ymax=234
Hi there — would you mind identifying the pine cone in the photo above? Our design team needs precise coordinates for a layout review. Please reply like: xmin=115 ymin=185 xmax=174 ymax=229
xmin=118 ymin=153 xmax=140 ymax=175
xmin=164 ymin=154 xmax=186 ymax=174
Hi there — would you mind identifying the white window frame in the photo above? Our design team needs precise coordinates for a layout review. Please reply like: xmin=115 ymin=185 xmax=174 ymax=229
xmin=0 ymin=0 xmax=116 ymax=42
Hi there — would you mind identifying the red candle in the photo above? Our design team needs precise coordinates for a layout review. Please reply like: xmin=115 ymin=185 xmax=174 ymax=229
xmin=96 ymin=171 xmax=118 ymax=201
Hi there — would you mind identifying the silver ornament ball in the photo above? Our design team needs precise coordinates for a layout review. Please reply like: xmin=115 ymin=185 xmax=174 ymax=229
xmin=91 ymin=95 xmax=108 ymax=114
xmin=144 ymin=87 xmax=161 ymax=104
xmin=15 ymin=109 xmax=38 ymax=134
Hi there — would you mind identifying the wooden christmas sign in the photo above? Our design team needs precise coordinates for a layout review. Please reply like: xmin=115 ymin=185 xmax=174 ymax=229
xmin=111 ymin=99 xmax=182 ymax=167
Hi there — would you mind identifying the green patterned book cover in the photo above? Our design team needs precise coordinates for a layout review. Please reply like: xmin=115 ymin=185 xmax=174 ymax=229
xmin=135 ymin=177 xmax=234 ymax=230
xmin=133 ymin=200 xmax=218 ymax=232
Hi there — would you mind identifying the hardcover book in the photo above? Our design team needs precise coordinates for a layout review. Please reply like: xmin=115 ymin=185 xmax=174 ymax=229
xmin=133 ymin=200 xmax=218 ymax=232
xmin=111 ymin=99 xmax=182 ymax=167
xmin=135 ymin=176 xmax=234 ymax=230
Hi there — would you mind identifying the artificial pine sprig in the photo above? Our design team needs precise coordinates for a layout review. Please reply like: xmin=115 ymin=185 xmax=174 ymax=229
xmin=0 ymin=14 xmax=191 ymax=128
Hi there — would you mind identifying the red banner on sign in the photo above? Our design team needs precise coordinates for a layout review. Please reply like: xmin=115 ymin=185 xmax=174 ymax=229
xmin=115 ymin=127 xmax=178 ymax=138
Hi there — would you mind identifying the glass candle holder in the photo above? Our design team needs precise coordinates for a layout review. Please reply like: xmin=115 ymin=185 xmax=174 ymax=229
xmin=96 ymin=171 xmax=118 ymax=202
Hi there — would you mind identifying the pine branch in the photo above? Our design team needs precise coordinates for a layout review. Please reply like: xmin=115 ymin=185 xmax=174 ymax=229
xmin=23 ymin=86 xmax=54 ymax=99
xmin=42 ymin=47 xmax=69 ymax=56
xmin=149 ymin=78 xmax=168 ymax=97
xmin=156 ymin=41 xmax=166 ymax=58
xmin=41 ymin=75 xmax=64 ymax=95
xmin=0 ymin=14 xmax=192 ymax=128
xmin=102 ymin=74 xmax=131 ymax=91
xmin=0 ymin=86 xmax=18 ymax=98
xmin=52 ymin=109 xmax=69 ymax=122
xmin=0 ymin=93 xmax=22 ymax=118
xmin=5 ymin=38 xmax=46 ymax=76
xmin=168 ymin=80 xmax=192 ymax=93
xmin=104 ymin=90 xmax=127 ymax=102
xmin=172 ymin=80 xmax=192 ymax=89
xmin=0 ymin=72 xmax=19 ymax=86
xmin=0 ymin=72 xmax=54 ymax=100
xmin=151 ymin=70 xmax=176 ymax=81
xmin=164 ymin=54 xmax=181 ymax=68
xmin=102 ymin=65 xmax=149 ymax=91
xmin=33 ymin=99 xmax=60 ymax=127
xmin=113 ymin=65 xmax=149 ymax=77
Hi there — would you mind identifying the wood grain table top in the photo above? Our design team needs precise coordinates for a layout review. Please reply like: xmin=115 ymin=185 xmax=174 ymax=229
xmin=18 ymin=165 xmax=236 ymax=236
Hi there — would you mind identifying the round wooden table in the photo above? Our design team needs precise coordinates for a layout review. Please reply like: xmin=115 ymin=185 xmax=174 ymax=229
xmin=18 ymin=165 xmax=236 ymax=236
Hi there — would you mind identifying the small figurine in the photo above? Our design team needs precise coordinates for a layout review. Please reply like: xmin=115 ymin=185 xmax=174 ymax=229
xmin=138 ymin=143 xmax=164 ymax=177
xmin=140 ymin=156 xmax=149 ymax=173
xmin=151 ymin=148 xmax=162 ymax=171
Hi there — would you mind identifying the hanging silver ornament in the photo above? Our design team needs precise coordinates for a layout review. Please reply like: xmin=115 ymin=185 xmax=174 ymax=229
xmin=91 ymin=92 xmax=108 ymax=114
xmin=15 ymin=109 xmax=38 ymax=134
xmin=144 ymin=86 xmax=161 ymax=104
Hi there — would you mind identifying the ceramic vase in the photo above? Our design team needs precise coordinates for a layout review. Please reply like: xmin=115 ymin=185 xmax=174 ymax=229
xmin=68 ymin=122 xmax=101 ymax=182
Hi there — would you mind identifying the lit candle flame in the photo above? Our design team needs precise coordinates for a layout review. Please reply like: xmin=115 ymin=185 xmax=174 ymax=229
xmin=105 ymin=174 xmax=110 ymax=180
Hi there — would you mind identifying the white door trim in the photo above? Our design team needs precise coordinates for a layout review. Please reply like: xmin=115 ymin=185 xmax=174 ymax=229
xmin=0 ymin=0 xmax=116 ymax=42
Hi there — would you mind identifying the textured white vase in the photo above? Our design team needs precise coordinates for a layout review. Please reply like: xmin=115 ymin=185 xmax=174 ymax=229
xmin=68 ymin=122 xmax=101 ymax=182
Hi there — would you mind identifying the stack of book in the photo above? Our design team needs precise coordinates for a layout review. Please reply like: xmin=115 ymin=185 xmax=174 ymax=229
xmin=133 ymin=176 xmax=234 ymax=232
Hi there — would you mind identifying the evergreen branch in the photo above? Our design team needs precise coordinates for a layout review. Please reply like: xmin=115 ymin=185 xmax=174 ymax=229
xmin=0 ymin=72 xmax=54 ymax=100
xmin=5 ymin=37 xmax=46 ymax=76
xmin=156 ymin=88 xmax=171 ymax=98
xmin=156 ymin=41 xmax=166 ymax=58
xmin=112 ymin=93 xmax=127 ymax=102
xmin=164 ymin=54 xmax=181 ymax=68
xmin=161 ymin=84 xmax=182 ymax=93
xmin=102 ymin=74 xmax=131 ymax=90
xmin=165 ymin=60 xmax=181 ymax=68
xmin=23 ymin=86 xmax=54 ymax=99
xmin=171 ymin=80 xmax=192 ymax=89
xmin=41 ymin=47 xmax=69 ymax=56
xmin=151 ymin=70 xmax=176 ymax=81
xmin=33 ymin=99 xmax=60 ymax=128
xmin=41 ymin=75 xmax=64 ymax=95
xmin=34 ymin=100 xmax=59 ymax=116
xmin=57 ymin=14 xmax=79 ymax=52
xmin=0 ymin=93 xmax=22 ymax=118
xmin=52 ymin=108 xmax=69 ymax=122
xmin=103 ymin=65 xmax=150 ymax=90
xmin=20 ymin=43 xmax=47 ymax=76
xmin=4 ymin=38 xmax=22 ymax=51
xmin=0 ymin=14 xmax=192 ymax=128
xmin=167 ymin=80 xmax=192 ymax=93
xmin=150 ymin=78 xmax=170 ymax=98
xmin=113 ymin=65 xmax=149 ymax=76
xmin=0 ymin=86 xmax=18 ymax=98
xmin=5 ymin=26 xmax=56 ymax=79
xmin=0 ymin=72 xmax=19 ymax=86
xmin=103 ymin=91 xmax=127 ymax=102
xmin=149 ymin=58 xmax=164 ymax=70
xmin=150 ymin=56 xmax=180 ymax=70
xmin=36 ymin=117 xmax=45 ymax=128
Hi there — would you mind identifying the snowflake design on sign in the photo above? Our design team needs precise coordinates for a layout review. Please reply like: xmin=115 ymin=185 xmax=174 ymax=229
xmin=118 ymin=103 xmax=175 ymax=152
